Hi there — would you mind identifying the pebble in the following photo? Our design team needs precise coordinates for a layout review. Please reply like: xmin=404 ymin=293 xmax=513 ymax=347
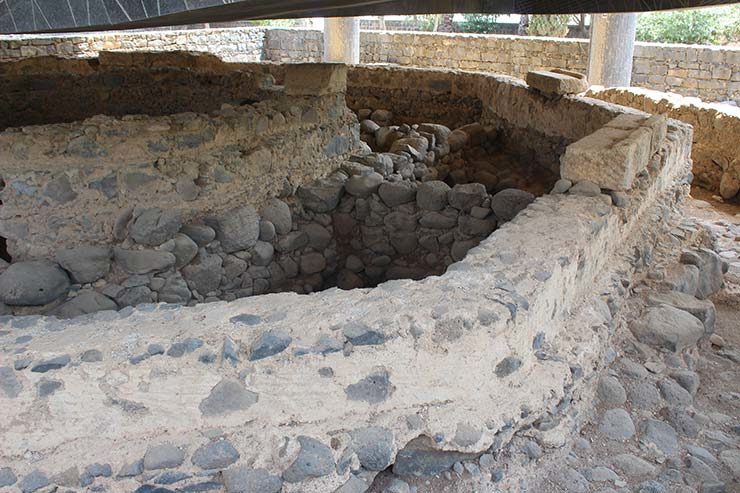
xmin=282 ymin=436 xmax=335 ymax=483
xmin=199 ymin=378 xmax=258 ymax=416
xmin=599 ymin=408 xmax=636 ymax=440
xmin=249 ymin=330 xmax=292 ymax=360
xmin=192 ymin=439 xmax=240 ymax=469
xmin=31 ymin=354 xmax=71 ymax=373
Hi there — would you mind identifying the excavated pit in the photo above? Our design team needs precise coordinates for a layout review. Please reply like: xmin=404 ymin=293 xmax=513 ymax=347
xmin=0 ymin=54 xmax=697 ymax=493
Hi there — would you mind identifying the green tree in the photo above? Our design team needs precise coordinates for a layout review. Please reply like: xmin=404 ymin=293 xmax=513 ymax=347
xmin=458 ymin=14 xmax=500 ymax=34
xmin=527 ymin=15 xmax=570 ymax=37
xmin=636 ymin=9 xmax=721 ymax=44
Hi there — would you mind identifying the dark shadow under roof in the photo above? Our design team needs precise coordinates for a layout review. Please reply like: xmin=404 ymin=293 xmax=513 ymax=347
xmin=1 ymin=0 xmax=735 ymax=34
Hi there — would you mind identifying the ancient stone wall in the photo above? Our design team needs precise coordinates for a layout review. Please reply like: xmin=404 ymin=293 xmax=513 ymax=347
xmin=0 ymin=27 xmax=265 ymax=62
xmin=267 ymin=29 xmax=740 ymax=105
xmin=347 ymin=65 xmax=625 ymax=173
xmin=588 ymin=86 xmax=740 ymax=201
xmin=0 ymin=62 xmax=359 ymax=264
xmin=0 ymin=51 xmax=284 ymax=130
xmin=2 ymin=28 xmax=738 ymax=104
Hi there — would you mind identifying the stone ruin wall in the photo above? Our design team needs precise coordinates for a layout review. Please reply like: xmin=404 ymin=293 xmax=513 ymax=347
xmin=0 ymin=56 xmax=670 ymax=321
xmin=588 ymin=86 xmax=740 ymax=202
xmin=0 ymin=67 xmax=697 ymax=491
xmin=1 ymin=27 xmax=738 ymax=104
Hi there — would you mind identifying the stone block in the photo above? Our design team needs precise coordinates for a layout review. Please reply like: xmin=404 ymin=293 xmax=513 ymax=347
xmin=285 ymin=63 xmax=347 ymax=96
xmin=526 ymin=69 xmax=589 ymax=97
xmin=561 ymin=114 xmax=664 ymax=191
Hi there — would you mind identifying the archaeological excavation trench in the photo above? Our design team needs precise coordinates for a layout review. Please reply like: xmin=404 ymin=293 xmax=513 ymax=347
xmin=0 ymin=53 xmax=704 ymax=492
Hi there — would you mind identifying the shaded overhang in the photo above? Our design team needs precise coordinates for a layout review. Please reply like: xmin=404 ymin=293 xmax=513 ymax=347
xmin=1 ymin=0 xmax=736 ymax=35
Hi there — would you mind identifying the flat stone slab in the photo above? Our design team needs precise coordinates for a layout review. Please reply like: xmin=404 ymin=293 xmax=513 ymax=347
xmin=526 ymin=69 xmax=589 ymax=97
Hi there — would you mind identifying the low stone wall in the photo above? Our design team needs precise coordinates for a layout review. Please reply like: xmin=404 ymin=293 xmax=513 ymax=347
xmin=2 ymin=27 xmax=739 ymax=104
xmin=588 ymin=86 xmax=740 ymax=201
xmin=0 ymin=61 xmax=359 ymax=262
xmin=0 ymin=27 xmax=265 ymax=62
xmin=0 ymin=51 xmax=278 ymax=130
xmin=267 ymin=29 xmax=740 ymax=105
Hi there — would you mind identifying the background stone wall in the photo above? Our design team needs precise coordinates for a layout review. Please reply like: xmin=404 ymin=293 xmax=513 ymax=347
xmin=2 ymin=27 xmax=738 ymax=104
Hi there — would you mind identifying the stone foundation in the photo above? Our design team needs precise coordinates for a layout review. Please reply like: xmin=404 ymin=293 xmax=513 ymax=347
xmin=0 ymin=54 xmax=698 ymax=493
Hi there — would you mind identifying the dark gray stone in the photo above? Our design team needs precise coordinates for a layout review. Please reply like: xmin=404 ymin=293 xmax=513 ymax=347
xmin=130 ymin=208 xmax=183 ymax=246
xmin=199 ymin=378 xmax=258 ymax=416
xmin=19 ymin=470 xmax=49 ymax=493
xmin=37 ymin=378 xmax=63 ymax=397
xmin=208 ymin=206 xmax=260 ymax=253
xmin=153 ymin=471 xmax=190 ymax=484
xmin=54 ymin=291 xmax=118 ymax=319
xmin=0 ymin=366 xmax=22 ymax=397
xmin=599 ymin=408 xmax=636 ymax=440
xmin=143 ymin=443 xmax=186 ymax=470
xmin=597 ymin=375 xmax=627 ymax=406
xmin=681 ymin=248 xmax=726 ymax=299
xmin=0 ymin=467 xmax=16 ymax=487
xmin=80 ymin=463 xmax=112 ymax=486
xmin=647 ymin=291 xmax=716 ymax=332
xmin=393 ymin=436 xmax=477 ymax=477
xmin=641 ymin=419 xmax=680 ymax=456
xmin=378 ymin=181 xmax=417 ymax=207
xmin=249 ymin=330 xmax=292 ymax=361
xmin=343 ymin=321 xmax=386 ymax=346
xmin=230 ymin=313 xmax=262 ymax=326
xmin=610 ymin=453 xmax=655 ymax=476
xmin=417 ymin=181 xmax=451 ymax=211
xmin=117 ymin=285 xmax=153 ymax=307
xmin=351 ymin=427 xmax=395 ymax=471
xmin=222 ymin=337 xmax=240 ymax=366
xmin=114 ymin=248 xmax=176 ymax=275
xmin=283 ymin=436 xmax=335 ymax=483
xmin=159 ymin=273 xmax=191 ymax=304
xmin=303 ymin=223 xmax=332 ymax=250
xmin=182 ymin=253 xmax=223 ymax=295
xmin=31 ymin=354 xmax=71 ymax=373
xmin=495 ymin=356 xmax=522 ymax=378
xmin=180 ymin=224 xmax=216 ymax=247
xmin=0 ymin=260 xmax=70 ymax=306
xmin=170 ymin=233 xmax=199 ymax=269
xmin=297 ymin=177 xmax=346 ymax=213
xmin=89 ymin=173 xmax=118 ymax=198
xmin=117 ymin=459 xmax=144 ymax=478
xmin=345 ymin=368 xmax=395 ymax=403
xmin=192 ymin=439 xmax=240 ymax=469
xmin=448 ymin=183 xmax=487 ymax=212
xmin=260 ymin=199 xmax=292 ymax=235
xmin=44 ymin=174 xmax=77 ymax=203
xmin=252 ymin=241 xmax=274 ymax=266
xmin=657 ymin=378 xmax=693 ymax=406
xmin=551 ymin=179 xmax=572 ymax=194
xmin=491 ymin=189 xmax=535 ymax=222
xmin=553 ymin=467 xmax=590 ymax=493
xmin=569 ymin=180 xmax=601 ymax=197
xmin=630 ymin=305 xmax=704 ymax=352
xmin=223 ymin=466 xmax=282 ymax=493
xmin=276 ymin=231 xmax=310 ymax=253
xmin=56 ymin=246 xmax=111 ymax=283
xmin=81 ymin=349 xmax=104 ymax=362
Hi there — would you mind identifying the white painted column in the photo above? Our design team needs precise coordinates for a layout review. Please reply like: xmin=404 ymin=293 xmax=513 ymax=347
xmin=323 ymin=17 xmax=360 ymax=64
xmin=588 ymin=13 xmax=638 ymax=87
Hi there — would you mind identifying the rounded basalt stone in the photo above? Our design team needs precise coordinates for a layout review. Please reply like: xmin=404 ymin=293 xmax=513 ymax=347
xmin=192 ymin=439 xmax=240 ymax=470
xmin=143 ymin=443 xmax=186 ymax=470
xmin=345 ymin=172 xmax=384 ymax=197
xmin=114 ymin=248 xmax=176 ymax=275
xmin=282 ymin=436 xmax=335 ymax=483
xmin=448 ymin=183 xmax=487 ymax=212
xmin=260 ymin=198 xmax=292 ymax=235
xmin=53 ymin=291 xmax=118 ymax=319
xmin=597 ymin=376 xmax=627 ymax=407
xmin=208 ymin=206 xmax=260 ymax=253
xmin=351 ymin=427 xmax=395 ymax=471
xmin=416 ymin=181 xmax=451 ymax=211
xmin=378 ymin=181 xmax=417 ymax=207
xmin=55 ymin=246 xmax=112 ymax=283
xmin=130 ymin=208 xmax=183 ymax=246
xmin=223 ymin=466 xmax=282 ymax=493
xmin=491 ymin=188 xmax=535 ymax=222
xmin=180 ymin=224 xmax=216 ymax=247
xmin=0 ymin=261 xmax=70 ymax=306
xmin=599 ymin=408 xmax=635 ymax=440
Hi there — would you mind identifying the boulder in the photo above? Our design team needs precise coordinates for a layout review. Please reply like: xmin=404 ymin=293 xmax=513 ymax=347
xmin=378 ymin=181 xmax=417 ymax=207
xmin=647 ymin=291 xmax=715 ymax=332
xmin=182 ymin=253 xmax=223 ymax=295
xmin=680 ymin=248 xmax=725 ymax=299
xmin=491 ymin=189 xmax=535 ymax=222
xmin=0 ymin=261 xmax=70 ymax=306
xmin=417 ymin=181 xmax=451 ymax=211
xmin=629 ymin=305 xmax=704 ymax=352
xmin=130 ymin=208 xmax=183 ymax=246
xmin=297 ymin=177 xmax=346 ymax=213
xmin=114 ymin=248 xmax=176 ymax=275
xmin=345 ymin=172 xmax=384 ymax=197
xmin=53 ymin=291 xmax=117 ymax=319
xmin=260 ymin=199 xmax=292 ymax=235
xmin=56 ymin=246 xmax=111 ymax=284
xmin=448 ymin=183 xmax=487 ymax=212
xmin=208 ymin=206 xmax=260 ymax=253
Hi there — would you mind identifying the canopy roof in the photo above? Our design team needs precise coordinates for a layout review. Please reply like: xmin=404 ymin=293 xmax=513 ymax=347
xmin=1 ymin=0 xmax=735 ymax=35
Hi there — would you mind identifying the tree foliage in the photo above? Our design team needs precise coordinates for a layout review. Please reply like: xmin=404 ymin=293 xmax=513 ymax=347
xmin=458 ymin=14 xmax=500 ymax=34
xmin=527 ymin=15 xmax=570 ymax=37
xmin=636 ymin=6 xmax=740 ymax=45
